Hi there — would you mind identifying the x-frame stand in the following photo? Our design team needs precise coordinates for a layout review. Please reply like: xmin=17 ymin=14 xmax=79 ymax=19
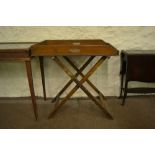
xmin=47 ymin=56 xmax=113 ymax=119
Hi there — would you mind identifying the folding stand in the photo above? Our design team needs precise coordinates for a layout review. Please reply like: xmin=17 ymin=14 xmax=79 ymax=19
xmin=48 ymin=56 xmax=113 ymax=119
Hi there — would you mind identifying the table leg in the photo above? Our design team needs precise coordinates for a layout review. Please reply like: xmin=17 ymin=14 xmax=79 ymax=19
xmin=48 ymin=56 xmax=113 ymax=119
xmin=119 ymin=72 xmax=124 ymax=98
xmin=39 ymin=56 xmax=46 ymax=101
xmin=122 ymin=77 xmax=128 ymax=105
xmin=25 ymin=61 xmax=38 ymax=120
xmin=51 ymin=56 xmax=95 ymax=103
xmin=64 ymin=56 xmax=103 ymax=95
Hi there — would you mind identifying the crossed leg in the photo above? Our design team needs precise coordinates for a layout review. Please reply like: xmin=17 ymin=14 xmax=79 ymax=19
xmin=48 ymin=56 xmax=113 ymax=119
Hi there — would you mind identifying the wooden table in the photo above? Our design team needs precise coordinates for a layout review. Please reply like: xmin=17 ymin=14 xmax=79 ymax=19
xmin=120 ymin=50 xmax=155 ymax=105
xmin=0 ymin=43 xmax=38 ymax=120
xmin=31 ymin=40 xmax=119 ymax=119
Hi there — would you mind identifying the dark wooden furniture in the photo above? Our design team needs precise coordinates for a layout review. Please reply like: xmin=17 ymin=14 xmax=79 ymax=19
xmin=120 ymin=50 xmax=155 ymax=105
xmin=0 ymin=46 xmax=38 ymax=120
xmin=31 ymin=40 xmax=119 ymax=119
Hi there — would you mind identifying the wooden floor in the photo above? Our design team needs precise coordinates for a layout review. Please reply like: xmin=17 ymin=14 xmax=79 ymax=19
xmin=0 ymin=96 xmax=155 ymax=129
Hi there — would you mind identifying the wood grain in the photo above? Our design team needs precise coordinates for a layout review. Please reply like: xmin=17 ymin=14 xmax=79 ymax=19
xmin=31 ymin=40 xmax=119 ymax=56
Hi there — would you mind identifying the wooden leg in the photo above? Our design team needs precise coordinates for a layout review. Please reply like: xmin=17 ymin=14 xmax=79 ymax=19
xmin=39 ymin=56 xmax=46 ymax=100
xmin=25 ymin=61 xmax=38 ymax=120
xmin=51 ymin=56 xmax=95 ymax=103
xmin=122 ymin=78 xmax=128 ymax=105
xmin=48 ymin=56 xmax=113 ymax=119
xmin=119 ymin=73 xmax=124 ymax=98
xmin=64 ymin=56 xmax=102 ymax=95
xmin=99 ymin=92 xmax=107 ymax=106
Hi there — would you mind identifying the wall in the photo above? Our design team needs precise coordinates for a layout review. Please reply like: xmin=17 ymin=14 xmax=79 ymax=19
xmin=0 ymin=26 xmax=155 ymax=98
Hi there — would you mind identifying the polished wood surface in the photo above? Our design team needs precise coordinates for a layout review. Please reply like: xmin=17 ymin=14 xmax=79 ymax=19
xmin=0 ymin=49 xmax=30 ymax=61
xmin=31 ymin=40 xmax=119 ymax=56
xmin=0 ymin=42 xmax=37 ymax=61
